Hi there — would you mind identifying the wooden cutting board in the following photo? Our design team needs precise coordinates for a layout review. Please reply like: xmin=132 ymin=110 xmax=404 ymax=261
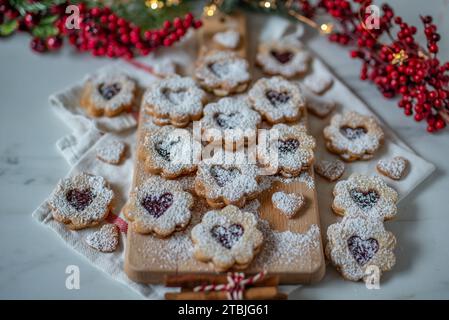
xmin=124 ymin=12 xmax=325 ymax=284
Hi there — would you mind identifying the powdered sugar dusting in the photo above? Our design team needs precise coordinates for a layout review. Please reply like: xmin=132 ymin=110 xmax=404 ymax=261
xmin=96 ymin=139 xmax=126 ymax=164
xmin=85 ymin=224 xmax=119 ymax=252
xmin=272 ymin=191 xmax=305 ymax=218
xmin=377 ymin=156 xmax=408 ymax=180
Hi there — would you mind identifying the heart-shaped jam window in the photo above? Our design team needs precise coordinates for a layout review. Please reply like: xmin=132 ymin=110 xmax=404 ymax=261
xmin=214 ymin=112 xmax=239 ymax=129
xmin=278 ymin=139 xmax=300 ymax=154
xmin=140 ymin=192 xmax=173 ymax=218
xmin=266 ymin=90 xmax=291 ymax=107
xmin=162 ymin=88 xmax=188 ymax=105
xmin=211 ymin=224 xmax=244 ymax=249
xmin=208 ymin=62 xmax=230 ymax=78
xmin=347 ymin=235 xmax=379 ymax=266
xmin=340 ymin=126 xmax=367 ymax=140
xmin=155 ymin=136 xmax=181 ymax=162
xmin=270 ymin=50 xmax=294 ymax=64
xmin=66 ymin=189 xmax=94 ymax=211
xmin=350 ymin=189 xmax=380 ymax=210
xmin=210 ymin=165 xmax=240 ymax=187
xmin=98 ymin=83 xmax=122 ymax=100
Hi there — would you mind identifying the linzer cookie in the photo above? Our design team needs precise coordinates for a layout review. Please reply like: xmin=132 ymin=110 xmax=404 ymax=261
xmin=49 ymin=173 xmax=114 ymax=230
xmin=139 ymin=126 xmax=200 ymax=179
xmin=332 ymin=174 xmax=399 ymax=221
xmin=200 ymin=97 xmax=261 ymax=149
xmin=256 ymin=40 xmax=311 ymax=78
xmin=191 ymin=205 xmax=263 ymax=271
xmin=124 ymin=176 xmax=193 ymax=237
xmin=248 ymin=76 xmax=306 ymax=124
xmin=195 ymin=50 xmax=250 ymax=96
xmin=143 ymin=76 xmax=207 ymax=128
xmin=314 ymin=159 xmax=345 ymax=182
xmin=326 ymin=215 xmax=396 ymax=282
xmin=323 ymin=111 xmax=384 ymax=161
xmin=377 ymin=156 xmax=408 ymax=180
xmin=80 ymin=72 xmax=137 ymax=117
xmin=85 ymin=224 xmax=119 ymax=253
xmin=271 ymin=191 xmax=305 ymax=219
xmin=194 ymin=154 xmax=261 ymax=208
xmin=96 ymin=139 xmax=126 ymax=165
xmin=257 ymin=123 xmax=316 ymax=177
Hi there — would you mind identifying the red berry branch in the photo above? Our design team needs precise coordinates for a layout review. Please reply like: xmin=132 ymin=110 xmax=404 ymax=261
xmin=312 ymin=0 xmax=449 ymax=132
xmin=0 ymin=0 xmax=202 ymax=58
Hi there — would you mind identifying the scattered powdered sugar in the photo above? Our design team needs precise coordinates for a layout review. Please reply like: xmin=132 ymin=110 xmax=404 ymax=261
xmin=252 ymin=222 xmax=321 ymax=268
xmin=213 ymin=29 xmax=240 ymax=49
xmin=377 ymin=156 xmax=408 ymax=180
xmin=96 ymin=139 xmax=126 ymax=164
xmin=259 ymin=171 xmax=315 ymax=191
xmin=272 ymin=191 xmax=305 ymax=218
xmin=85 ymin=224 xmax=119 ymax=252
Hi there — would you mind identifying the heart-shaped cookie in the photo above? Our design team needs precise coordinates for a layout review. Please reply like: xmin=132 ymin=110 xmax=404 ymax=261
xmin=141 ymin=192 xmax=174 ymax=218
xmin=210 ymin=223 xmax=244 ymax=249
xmin=349 ymin=189 xmax=380 ymax=210
xmin=85 ymin=224 xmax=119 ymax=252
xmin=314 ymin=159 xmax=345 ymax=182
xmin=377 ymin=156 xmax=408 ymax=180
xmin=272 ymin=191 xmax=305 ymax=218
xmin=213 ymin=29 xmax=240 ymax=49
xmin=347 ymin=235 xmax=379 ymax=266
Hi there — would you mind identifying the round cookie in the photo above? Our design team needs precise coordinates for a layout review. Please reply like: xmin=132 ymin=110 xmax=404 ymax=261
xmin=191 ymin=205 xmax=263 ymax=272
xmin=124 ymin=176 xmax=193 ymax=237
xmin=256 ymin=39 xmax=311 ymax=78
xmin=195 ymin=50 xmax=250 ymax=96
xmin=199 ymin=97 xmax=261 ymax=150
xmin=143 ymin=76 xmax=207 ymax=128
xmin=332 ymin=173 xmax=399 ymax=221
xmin=324 ymin=111 xmax=384 ymax=162
xmin=49 ymin=173 xmax=114 ymax=230
xmin=248 ymin=76 xmax=306 ymax=124
xmin=139 ymin=125 xmax=200 ymax=179
xmin=80 ymin=72 xmax=137 ymax=117
xmin=326 ymin=215 xmax=396 ymax=282
xmin=257 ymin=123 xmax=316 ymax=178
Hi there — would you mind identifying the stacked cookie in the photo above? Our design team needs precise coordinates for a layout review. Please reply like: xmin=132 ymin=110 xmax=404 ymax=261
xmin=326 ymin=174 xmax=399 ymax=282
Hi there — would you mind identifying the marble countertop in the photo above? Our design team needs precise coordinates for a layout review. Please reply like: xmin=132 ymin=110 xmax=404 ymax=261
xmin=1 ymin=0 xmax=449 ymax=299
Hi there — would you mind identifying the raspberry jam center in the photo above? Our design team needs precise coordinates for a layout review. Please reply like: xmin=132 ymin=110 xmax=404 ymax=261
xmin=347 ymin=235 xmax=379 ymax=266
xmin=350 ymin=189 xmax=380 ymax=210
xmin=211 ymin=224 xmax=244 ymax=249
xmin=278 ymin=139 xmax=300 ymax=154
xmin=210 ymin=165 xmax=241 ymax=187
xmin=265 ymin=90 xmax=291 ymax=107
xmin=270 ymin=50 xmax=294 ymax=64
xmin=98 ymin=83 xmax=122 ymax=100
xmin=141 ymin=192 xmax=174 ymax=218
xmin=340 ymin=126 xmax=367 ymax=140
xmin=66 ymin=189 xmax=94 ymax=211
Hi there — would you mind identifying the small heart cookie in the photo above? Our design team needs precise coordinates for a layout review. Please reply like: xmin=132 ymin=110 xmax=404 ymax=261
xmin=85 ymin=224 xmax=119 ymax=252
xmin=376 ymin=156 xmax=408 ymax=180
xmin=213 ymin=29 xmax=240 ymax=49
xmin=314 ymin=159 xmax=345 ymax=182
xmin=96 ymin=139 xmax=126 ymax=165
xmin=272 ymin=191 xmax=305 ymax=218
xmin=303 ymin=73 xmax=334 ymax=94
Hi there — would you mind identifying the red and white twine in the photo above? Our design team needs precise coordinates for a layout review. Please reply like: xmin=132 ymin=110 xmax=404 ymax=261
xmin=193 ymin=271 xmax=267 ymax=300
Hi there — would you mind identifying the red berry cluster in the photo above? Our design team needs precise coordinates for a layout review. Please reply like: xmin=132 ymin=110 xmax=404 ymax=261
xmin=59 ymin=3 xmax=201 ymax=59
xmin=298 ymin=0 xmax=449 ymax=133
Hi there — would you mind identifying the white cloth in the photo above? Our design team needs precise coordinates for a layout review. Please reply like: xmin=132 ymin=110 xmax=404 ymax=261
xmin=32 ymin=17 xmax=435 ymax=300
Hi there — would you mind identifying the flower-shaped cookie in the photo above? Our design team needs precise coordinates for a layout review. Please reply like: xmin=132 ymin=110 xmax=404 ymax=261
xmin=143 ymin=76 xmax=207 ymax=127
xmin=248 ymin=76 xmax=306 ymax=124
xmin=323 ymin=111 xmax=384 ymax=162
xmin=332 ymin=174 xmax=398 ymax=221
xmin=326 ymin=215 xmax=396 ymax=281
xmin=257 ymin=124 xmax=316 ymax=177
xmin=124 ymin=176 xmax=193 ymax=237
xmin=191 ymin=205 xmax=263 ymax=271
xmin=195 ymin=154 xmax=260 ymax=208
xmin=256 ymin=40 xmax=311 ymax=78
xmin=81 ymin=72 xmax=137 ymax=117
xmin=195 ymin=50 xmax=250 ymax=96
xmin=139 ymin=125 xmax=200 ymax=179
xmin=49 ymin=173 xmax=114 ymax=230
xmin=200 ymin=97 xmax=261 ymax=149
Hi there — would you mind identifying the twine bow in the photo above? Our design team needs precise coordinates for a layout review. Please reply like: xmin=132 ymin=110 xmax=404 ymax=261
xmin=193 ymin=271 xmax=267 ymax=300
